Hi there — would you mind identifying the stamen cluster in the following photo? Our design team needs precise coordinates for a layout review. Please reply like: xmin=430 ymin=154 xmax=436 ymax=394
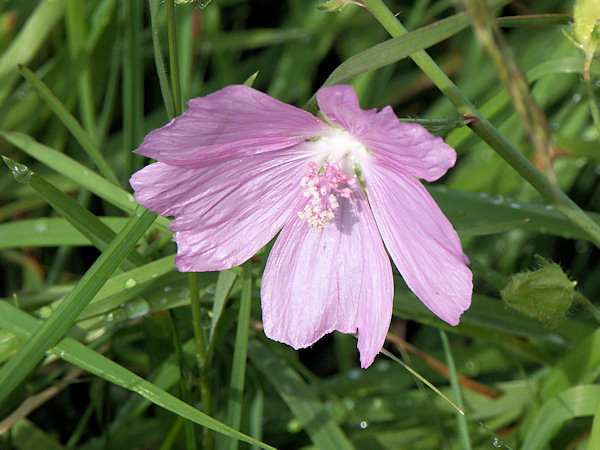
xmin=298 ymin=161 xmax=356 ymax=229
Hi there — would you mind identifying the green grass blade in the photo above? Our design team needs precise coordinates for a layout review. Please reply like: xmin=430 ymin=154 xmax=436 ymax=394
xmin=248 ymin=340 xmax=354 ymax=450
xmin=210 ymin=270 xmax=238 ymax=340
xmin=0 ymin=208 xmax=156 ymax=404
xmin=18 ymin=65 xmax=119 ymax=184
xmin=0 ymin=131 xmax=171 ymax=229
xmin=307 ymin=0 xmax=511 ymax=104
xmin=439 ymin=330 xmax=471 ymax=450
xmin=522 ymin=385 xmax=600 ymax=450
xmin=224 ymin=275 xmax=253 ymax=450
xmin=149 ymin=0 xmax=174 ymax=120
xmin=430 ymin=187 xmax=600 ymax=242
xmin=0 ymin=302 xmax=274 ymax=449
xmin=0 ymin=0 xmax=64 ymax=104
xmin=2 ymin=157 xmax=144 ymax=267
xmin=0 ymin=217 xmax=129 ymax=248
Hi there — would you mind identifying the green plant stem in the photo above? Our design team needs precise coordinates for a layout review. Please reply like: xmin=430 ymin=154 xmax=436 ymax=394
xmin=439 ymin=330 xmax=471 ymax=450
xmin=225 ymin=274 xmax=252 ymax=450
xmin=361 ymin=0 xmax=600 ymax=250
xmin=574 ymin=291 xmax=600 ymax=325
xmin=583 ymin=51 xmax=600 ymax=138
xmin=167 ymin=310 xmax=197 ymax=450
xmin=166 ymin=0 xmax=182 ymax=117
xmin=188 ymin=272 xmax=213 ymax=449
xmin=461 ymin=0 xmax=554 ymax=177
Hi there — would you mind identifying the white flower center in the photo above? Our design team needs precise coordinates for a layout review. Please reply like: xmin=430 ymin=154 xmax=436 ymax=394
xmin=297 ymin=130 xmax=367 ymax=229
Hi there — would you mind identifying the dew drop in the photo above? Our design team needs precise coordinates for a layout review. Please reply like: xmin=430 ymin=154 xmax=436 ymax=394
xmin=34 ymin=221 xmax=48 ymax=233
xmin=124 ymin=299 xmax=150 ymax=319
xmin=491 ymin=195 xmax=504 ymax=205
xmin=163 ymin=285 xmax=172 ymax=292
xmin=348 ymin=369 xmax=361 ymax=380
xmin=178 ymin=288 xmax=190 ymax=299
xmin=359 ymin=421 xmax=368 ymax=429
xmin=492 ymin=437 xmax=502 ymax=447
xmin=509 ymin=202 xmax=521 ymax=209
xmin=127 ymin=193 xmax=136 ymax=203
xmin=124 ymin=278 xmax=137 ymax=289
xmin=544 ymin=204 xmax=554 ymax=211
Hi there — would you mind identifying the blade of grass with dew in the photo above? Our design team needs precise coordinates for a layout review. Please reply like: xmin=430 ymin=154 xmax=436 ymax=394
xmin=223 ymin=274 xmax=252 ymax=450
xmin=0 ymin=130 xmax=170 ymax=229
xmin=429 ymin=187 xmax=600 ymax=241
xmin=0 ymin=208 xmax=156 ymax=403
xmin=0 ymin=302 xmax=275 ymax=449
xmin=18 ymin=65 xmax=118 ymax=184
xmin=2 ymin=157 xmax=145 ymax=268
xmin=248 ymin=339 xmax=354 ymax=450
xmin=0 ymin=217 xmax=129 ymax=248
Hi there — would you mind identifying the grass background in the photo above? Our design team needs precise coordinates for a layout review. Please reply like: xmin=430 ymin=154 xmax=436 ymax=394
xmin=1 ymin=0 xmax=600 ymax=448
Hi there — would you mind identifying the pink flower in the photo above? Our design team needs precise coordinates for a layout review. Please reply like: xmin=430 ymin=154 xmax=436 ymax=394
xmin=130 ymin=85 xmax=472 ymax=368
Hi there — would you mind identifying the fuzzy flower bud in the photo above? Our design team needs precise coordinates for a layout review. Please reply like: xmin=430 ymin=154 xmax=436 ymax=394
xmin=572 ymin=0 xmax=600 ymax=56
xmin=500 ymin=257 xmax=576 ymax=326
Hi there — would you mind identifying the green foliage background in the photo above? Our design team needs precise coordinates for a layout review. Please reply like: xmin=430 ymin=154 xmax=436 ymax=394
xmin=1 ymin=0 xmax=600 ymax=448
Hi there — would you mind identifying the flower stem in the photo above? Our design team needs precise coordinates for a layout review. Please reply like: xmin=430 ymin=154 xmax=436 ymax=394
xmin=583 ymin=52 xmax=600 ymax=138
xmin=361 ymin=0 xmax=600 ymax=249
xmin=166 ymin=0 xmax=182 ymax=117
xmin=574 ymin=291 xmax=600 ymax=325
xmin=461 ymin=0 xmax=555 ymax=179
xmin=189 ymin=272 xmax=214 ymax=449
xmin=166 ymin=309 xmax=197 ymax=450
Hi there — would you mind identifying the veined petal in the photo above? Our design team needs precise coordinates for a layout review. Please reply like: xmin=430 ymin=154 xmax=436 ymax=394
xmin=261 ymin=186 xmax=393 ymax=368
xmin=134 ymin=85 xmax=330 ymax=167
xmin=130 ymin=147 xmax=314 ymax=271
xmin=363 ymin=164 xmax=472 ymax=325
xmin=317 ymin=85 xmax=456 ymax=182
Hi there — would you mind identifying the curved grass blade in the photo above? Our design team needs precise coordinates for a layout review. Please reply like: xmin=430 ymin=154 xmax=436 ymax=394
xmin=0 ymin=208 xmax=156 ymax=404
xmin=0 ymin=302 xmax=274 ymax=449
xmin=18 ymin=65 xmax=119 ymax=184
xmin=522 ymin=385 xmax=600 ymax=449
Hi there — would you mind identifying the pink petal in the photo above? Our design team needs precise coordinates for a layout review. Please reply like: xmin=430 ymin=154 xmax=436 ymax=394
xmin=362 ymin=163 xmax=472 ymax=325
xmin=261 ymin=186 xmax=393 ymax=368
xmin=317 ymin=85 xmax=456 ymax=182
xmin=135 ymin=85 xmax=330 ymax=167
xmin=130 ymin=147 xmax=314 ymax=271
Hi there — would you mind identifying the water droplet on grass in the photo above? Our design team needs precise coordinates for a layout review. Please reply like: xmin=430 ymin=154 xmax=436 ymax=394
xmin=125 ymin=278 xmax=137 ymax=288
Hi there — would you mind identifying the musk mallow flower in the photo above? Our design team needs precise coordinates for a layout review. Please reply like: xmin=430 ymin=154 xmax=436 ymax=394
xmin=129 ymin=84 xmax=472 ymax=368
